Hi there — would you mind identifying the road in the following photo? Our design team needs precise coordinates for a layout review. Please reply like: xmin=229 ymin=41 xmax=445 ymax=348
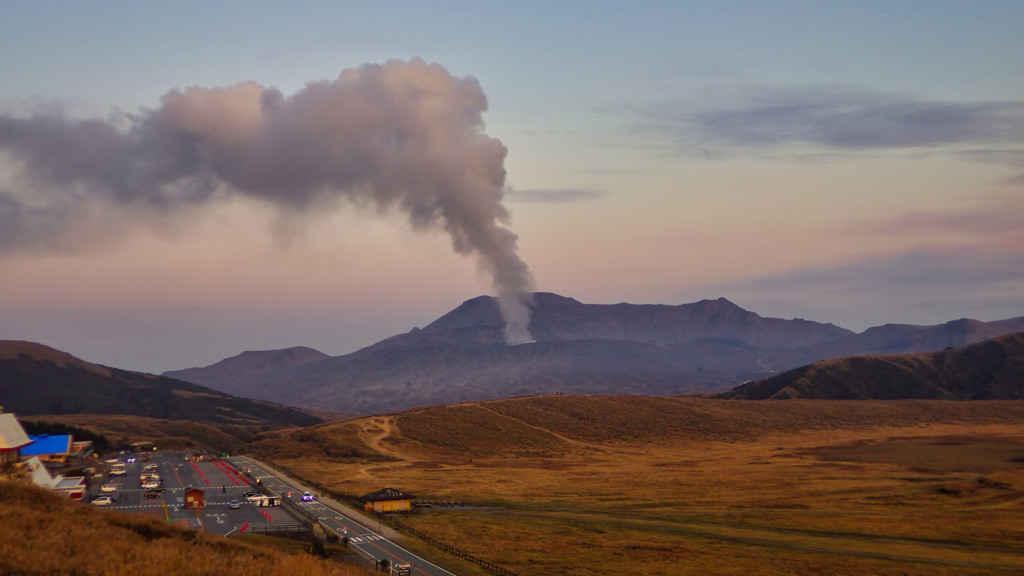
xmin=230 ymin=455 xmax=457 ymax=576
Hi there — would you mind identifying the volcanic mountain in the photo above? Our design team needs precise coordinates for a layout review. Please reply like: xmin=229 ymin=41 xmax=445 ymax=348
xmin=164 ymin=292 xmax=1024 ymax=414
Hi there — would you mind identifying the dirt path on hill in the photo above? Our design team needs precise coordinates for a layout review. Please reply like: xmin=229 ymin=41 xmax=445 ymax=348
xmin=755 ymin=351 xmax=774 ymax=373
xmin=354 ymin=416 xmax=418 ymax=480
xmin=358 ymin=416 xmax=405 ymax=457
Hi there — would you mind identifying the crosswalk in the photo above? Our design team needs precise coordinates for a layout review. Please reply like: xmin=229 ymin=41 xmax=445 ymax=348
xmin=347 ymin=534 xmax=386 ymax=543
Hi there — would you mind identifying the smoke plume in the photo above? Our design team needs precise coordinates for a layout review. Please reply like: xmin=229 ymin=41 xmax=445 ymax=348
xmin=0 ymin=58 xmax=536 ymax=344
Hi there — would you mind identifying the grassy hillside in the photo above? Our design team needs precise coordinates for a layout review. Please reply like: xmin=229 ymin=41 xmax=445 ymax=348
xmin=723 ymin=331 xmax=1024 ymax=400
xmin=24 ymin=413 xmax=284 ymax=455
xmin=0 ymin=340 xmax=323 ymax=427
xmin=0 ymin=479 xmax=369 ymax=576
xmin=251 ymin=395 xmax=1024 ymax=576
xmin=252 ymin=395 xmax=1024 ymax=460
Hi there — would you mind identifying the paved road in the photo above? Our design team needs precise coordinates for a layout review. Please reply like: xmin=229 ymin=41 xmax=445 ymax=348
xmin=89 ymin=451 xmax=303 ymax=535
xmin=230 ymin=456 xmax=457 ymax=576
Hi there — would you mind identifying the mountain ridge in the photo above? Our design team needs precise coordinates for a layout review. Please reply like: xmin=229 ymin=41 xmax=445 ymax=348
xmin=163 ymin=346 xmax=329 ymax=395
xmin=163 ymin=293 xmax=1024 ymax=414
xmin=0 ymin=340 xmax=323 ymax=428
xmin=720 ymin=331 xmax=1024 ymax=400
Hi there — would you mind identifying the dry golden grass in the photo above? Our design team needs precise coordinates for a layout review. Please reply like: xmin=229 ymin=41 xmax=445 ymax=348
xmin=257 ymin=396 xmax=1024 ymax=576
xmin=0 ymin=479 xmax=371 ymax=576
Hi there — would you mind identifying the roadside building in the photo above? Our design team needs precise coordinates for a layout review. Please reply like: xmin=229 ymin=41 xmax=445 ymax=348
xmin=21 ymin=434 xmax=74 ymax=467
xmin=22 ymin=457 xmax=88 ymax=500
xmin=361 ymin=487 xmax=416 ymax=513
xmin=0 ymin=413 xmax=87 ymax=500
xmin=184 ymin=487 xmax=205 ymax=510
xmin=130 ymin=441 xmax=155 ymax=452
xmin=0 ymin=412 xmax=32 ymax=466
xmin=71 ymin=440 xmax=94 ymax=460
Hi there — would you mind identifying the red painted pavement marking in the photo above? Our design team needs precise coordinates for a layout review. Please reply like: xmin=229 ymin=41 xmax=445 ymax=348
xmin=239 ymin=522 xmax=249 ymax=533
xmin=189 ymin=461 xmax=211 ymax=485
xmin=260 ymin=509 xmax=272 ymax=521
xmin=211 ymin=460 xmax=250 ymax=486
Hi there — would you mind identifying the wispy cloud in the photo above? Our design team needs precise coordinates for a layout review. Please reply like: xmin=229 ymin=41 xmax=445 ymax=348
xmin=744 ymin=245 xmax=1024 ymax=292
xmin=505 ymin=187 xmax=606 ymax=203
xmin=695 ymin=239 xmax=1024 ymax=330
xmin=851 ymin=198 xmax=1024 ymax=238
xmin=634 ymin=85 xmax=1024 ymax=156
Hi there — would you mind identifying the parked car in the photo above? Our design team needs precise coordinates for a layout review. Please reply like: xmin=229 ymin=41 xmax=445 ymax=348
xmin=100 ymin=483 xmax=118 ymax=493
xmin=108 ymin=468 xmax=126 ymax=476
xmin=142 ymin=480 xmax=160 ymax=490
xmin=143 ymin=491 xmax=161 ymax=499
xmin=92 ymin=496 xmax=113 ymax=506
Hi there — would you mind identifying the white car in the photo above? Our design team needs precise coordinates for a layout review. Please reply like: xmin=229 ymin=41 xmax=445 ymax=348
xmin=100 ymin=483 xmax=118 ymax=493
xmin=142 ymin=480 xmax=161 ymax=490
xmin=301 ymin=492 xmax=314 ymax=502
xmin=108 ymin=468 xmax=126 ymax=476
xmin=143 ymin=464 xmax=158 ymax=472
xmin=92 ymin=496 xmax=113 ymax=506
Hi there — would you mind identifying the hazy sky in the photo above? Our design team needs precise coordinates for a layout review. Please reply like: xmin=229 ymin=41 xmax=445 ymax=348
xmin=2 ymin=1 xmax=1022 ymax=373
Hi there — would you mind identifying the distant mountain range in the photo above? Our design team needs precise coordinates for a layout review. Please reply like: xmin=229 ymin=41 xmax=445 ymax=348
xmin=163 ymin=292 xmax=1024 ymax=414
xmin=0 ymin=340 xmax=323 ymax=428
xmin=721 ymin=331 xmax=1024 ymax=400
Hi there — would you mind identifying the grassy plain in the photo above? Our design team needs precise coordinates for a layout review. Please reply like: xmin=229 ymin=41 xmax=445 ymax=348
xmin=253 ymin=396 xmax=1024 ymax=576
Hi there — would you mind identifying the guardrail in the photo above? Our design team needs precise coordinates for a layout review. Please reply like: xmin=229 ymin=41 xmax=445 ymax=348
xmin=239 ymin=523 xmax=308 ymax=534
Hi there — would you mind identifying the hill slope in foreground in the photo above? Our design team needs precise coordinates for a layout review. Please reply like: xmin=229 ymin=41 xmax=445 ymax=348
xmin=722 ymin=331 xmax=1024 ymax=400
xmin=251 ymin=395 xmax=1024 ymax=576
xmin=0 ymin=480 xmax=367 ymax=576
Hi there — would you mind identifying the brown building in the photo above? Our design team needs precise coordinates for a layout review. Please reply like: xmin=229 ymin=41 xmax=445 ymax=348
xmin=361 ymin=487 xmax=415 ymax=513
xmin=184 ymin=487 xmax=205 ymax=510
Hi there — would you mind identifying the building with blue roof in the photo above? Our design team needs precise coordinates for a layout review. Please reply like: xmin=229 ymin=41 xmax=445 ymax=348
xmin=21 ymin=434 xmax=73 ymax=466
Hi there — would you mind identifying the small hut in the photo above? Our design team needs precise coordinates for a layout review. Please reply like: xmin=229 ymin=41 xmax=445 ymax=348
xmin=361 ymin=487 xmax=415 ymax=513
xmin=184 ymin=487 xmax=205 ymax=510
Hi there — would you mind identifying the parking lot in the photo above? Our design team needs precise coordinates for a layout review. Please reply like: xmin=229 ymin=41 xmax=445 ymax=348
xmin=88 ymin=450 xmax=303 ymax=535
